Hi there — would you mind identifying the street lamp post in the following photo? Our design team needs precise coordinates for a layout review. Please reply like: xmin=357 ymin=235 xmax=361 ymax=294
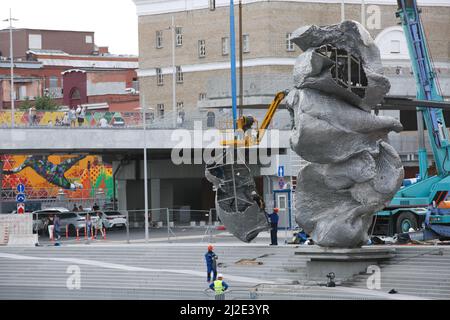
xmin=171 ymin=16 xmax=176 ymax=127
xmin=142 ymin=96 xmax=149 ymax=243
xmin=230 ymin=0 xmax=238 ymax=133
xmin=3 ymin=9 xmax=18 ymax=128
xmin=238 ymin=0 xmax=244 ymax=117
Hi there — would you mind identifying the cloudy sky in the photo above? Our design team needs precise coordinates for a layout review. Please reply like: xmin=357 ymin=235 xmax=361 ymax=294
xmin=1 ymin=0 xmax=138 ymax=55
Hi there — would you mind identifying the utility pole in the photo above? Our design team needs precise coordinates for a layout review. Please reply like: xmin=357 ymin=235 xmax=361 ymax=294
xmin=229 ymin=0 xmax=238 ymax=133
xmin=238 ymin=0 xmax=244 ymax=117
xmin=171 ymin=16 xmax=177 ymax=127
xmin=3 ymin=9 xmax=18 ymax=128
xmin=142 ymin=96 xmax=149 ymax=243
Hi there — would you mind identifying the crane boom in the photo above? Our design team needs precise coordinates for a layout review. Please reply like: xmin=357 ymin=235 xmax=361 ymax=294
xmin=397 ymin=0 xmax=448 ymax=176
xmin=375 ymin=0 xmax=450 ymax=236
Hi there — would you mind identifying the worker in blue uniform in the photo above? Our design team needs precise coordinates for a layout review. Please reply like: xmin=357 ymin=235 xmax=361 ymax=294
xmin=205 ymin=244 xmax=218 ymax=282
xmin=268 ymin=208 xmax=279 ymax=245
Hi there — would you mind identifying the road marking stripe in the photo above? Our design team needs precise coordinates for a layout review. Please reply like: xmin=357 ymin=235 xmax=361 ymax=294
xmin=0 ymin=252 xmax=274 ymax=285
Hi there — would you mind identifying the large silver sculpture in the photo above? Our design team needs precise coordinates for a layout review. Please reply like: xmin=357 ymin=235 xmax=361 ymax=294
xmin=288 ymin=21 xmax=404 ymax=247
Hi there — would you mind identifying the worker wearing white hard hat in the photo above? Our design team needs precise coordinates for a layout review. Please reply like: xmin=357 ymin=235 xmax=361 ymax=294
xmin=209 ymin=273 xmax=229 ymax=300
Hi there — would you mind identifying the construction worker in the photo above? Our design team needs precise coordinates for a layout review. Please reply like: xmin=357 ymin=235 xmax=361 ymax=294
xmin=205 ymin=244 xmax=218 ymax=283
xmin=268 ymin=208 xmax=280 ymax=245
xmin=209 ymin=273 xmax=229 ymax=300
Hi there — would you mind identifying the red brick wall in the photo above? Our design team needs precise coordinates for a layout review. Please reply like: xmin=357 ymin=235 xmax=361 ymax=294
xmin=0 ymin=29 xmax=95 ymax=58
xmin=63 ymin=71 xmax=87 ymax=107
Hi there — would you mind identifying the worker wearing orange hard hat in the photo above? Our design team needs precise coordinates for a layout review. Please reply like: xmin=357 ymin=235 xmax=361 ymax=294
xmin=205 ymin=244 xmax=218 ymax=283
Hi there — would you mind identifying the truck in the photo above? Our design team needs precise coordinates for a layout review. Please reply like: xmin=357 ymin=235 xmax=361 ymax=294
xmin=374 ymin=0 xmax=450 ymax=238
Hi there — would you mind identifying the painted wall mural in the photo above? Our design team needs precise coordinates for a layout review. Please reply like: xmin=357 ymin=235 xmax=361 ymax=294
xmin=1 ymin=155 xmax=113 ymax=200
xmin=0 ymin=111 xmax=141 ymax=127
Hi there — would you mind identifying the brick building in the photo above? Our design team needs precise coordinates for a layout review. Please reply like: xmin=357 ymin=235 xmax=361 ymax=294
xmin=0 ymin=29 xmax=139 ymax=111
xmin=0 ymin=28 xmax=96 ymax=59
xmin=133 ymin=0 xmax=450 ymax=119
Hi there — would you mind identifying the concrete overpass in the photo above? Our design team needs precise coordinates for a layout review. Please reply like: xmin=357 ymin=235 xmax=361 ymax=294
xmin=0 ymin=127 xmax=291 ymax=154
xmin=0 ymin=127 xmax=294 ymax=215
xmin=0 ymin=126 xmax=428 ymax=216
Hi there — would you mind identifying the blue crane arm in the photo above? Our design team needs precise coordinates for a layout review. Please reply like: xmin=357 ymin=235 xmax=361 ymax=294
xmin=396 ymin=0 xmax=448 ymax=177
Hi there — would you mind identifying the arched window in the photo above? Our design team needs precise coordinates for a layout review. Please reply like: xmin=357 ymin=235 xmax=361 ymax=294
xmin=207 ymin=111 xmax=215 ymax=128
xmin=374 ymin=26 xmax=409 ymax=60
xmin=70 ymin=88 xmax=81 ymax=100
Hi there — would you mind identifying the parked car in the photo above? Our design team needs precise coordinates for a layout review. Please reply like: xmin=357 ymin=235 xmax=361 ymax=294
xmin=94 ymin=211 xmax=127 ymax=229
xmin=32 ymin=209 xmax=99 ymax=236
xmin=32 ymin=208 xmax=69 ymax=234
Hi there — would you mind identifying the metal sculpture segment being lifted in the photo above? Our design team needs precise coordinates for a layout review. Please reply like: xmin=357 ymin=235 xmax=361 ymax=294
xmin=206 ymin=151 xmax=270 ymax=243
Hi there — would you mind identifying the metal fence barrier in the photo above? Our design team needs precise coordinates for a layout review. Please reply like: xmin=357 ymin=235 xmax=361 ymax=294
xmin=21 ymin=207 xmax=222 ymax=244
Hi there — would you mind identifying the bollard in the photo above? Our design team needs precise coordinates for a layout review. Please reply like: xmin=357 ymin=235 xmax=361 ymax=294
xmin=76 ymin=228 xmax=80 ymax=241
xmin=66 ymin=225 xmax=69 ymax=240
xmin=103 ymin=228 xmax=106 ymax=240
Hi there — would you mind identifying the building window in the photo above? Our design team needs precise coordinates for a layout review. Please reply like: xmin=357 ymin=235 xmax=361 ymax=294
xmin=175 ymin=27 xmax=183 ymax=46
xmin=199 ymin=93 xmax=207 ymax=101
xmin=28 ymin=34 xmax=42 ymax=50
xmin=286 ymin=33 xmax=294 ymax=52
xmin=209 ymin=0 xmax=216 ymax=11
xmin=85 ymin=35 xmax=93 ymax=44
xmin=19 ymin=85 xmax=27 ymax=101
xmin=156 ymin=30 xmax=163 ymax=48
xmin=157 ymin=103 xmax=165 ymax=117
xmin=49 ymin=77 xmax=58 ymax=88
xmin=390 ymin=40 xmax=400 ymax=53
xmin=176 ymin=66 xmax=183 ymax=83
xmin=177 ymin=102 xmax=184 ymax=111
xmin=222 ymin=37 xmax=229 ymax=56
xmin=198 ymin=40 xmax=206 ymax=58
xmin=156 ymin=68 xmax=164 ymax=86
xmin=243 ymin=34 xmax=250 ymax=53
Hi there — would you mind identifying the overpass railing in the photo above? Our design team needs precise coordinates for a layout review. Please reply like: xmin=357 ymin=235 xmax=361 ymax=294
xmin=0 ymin=110 xmax=233 ymax=130
xmin=0 ymin=109 xmax=292 ymax=130
xmin=1 ymin=187 xmax=110 ymax=202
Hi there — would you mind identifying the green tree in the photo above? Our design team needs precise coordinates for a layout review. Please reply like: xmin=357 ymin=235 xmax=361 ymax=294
xmin=18 ymin=97 xmax=34 ymax=111
xmin=34 ymin=95 xmax=59 ymax=111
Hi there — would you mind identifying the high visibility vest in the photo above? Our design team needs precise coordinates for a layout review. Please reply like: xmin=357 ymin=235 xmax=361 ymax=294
xmin=213 ymin=280 xmax=225 ymax=295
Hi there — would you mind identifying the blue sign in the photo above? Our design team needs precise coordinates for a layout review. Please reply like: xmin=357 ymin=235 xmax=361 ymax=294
xmin=16 ymin=193 xmax=26 ymax=203
xmin=278 ymin=166 xmax=285 ymax=178
xmin=17 ymin=184 xmax=25 ymax=193
xmin=278 ymin=178 xmax=285 ymax=189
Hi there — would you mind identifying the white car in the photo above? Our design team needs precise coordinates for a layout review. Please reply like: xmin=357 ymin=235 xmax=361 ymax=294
xmin=95 ymin=211 xmax=127 ymax=229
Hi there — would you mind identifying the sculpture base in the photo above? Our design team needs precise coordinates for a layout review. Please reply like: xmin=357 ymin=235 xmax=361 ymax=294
xmin=295 ymin=246 xmax=395 ymax=282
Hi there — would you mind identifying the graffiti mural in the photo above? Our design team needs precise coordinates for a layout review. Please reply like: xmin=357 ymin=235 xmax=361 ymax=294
xmin=1 ymin=155 xmax=113 ymax=200
xmin=0 ymin=111 xmax=141 ymax=127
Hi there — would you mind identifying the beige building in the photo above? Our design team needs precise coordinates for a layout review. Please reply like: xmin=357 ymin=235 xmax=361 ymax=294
xmin=133 ymin=0 xmax=450 ymax=121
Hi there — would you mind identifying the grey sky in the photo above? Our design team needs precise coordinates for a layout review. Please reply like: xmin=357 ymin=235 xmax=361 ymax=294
xmin=1 ymin=0 xmax=138 ymax=55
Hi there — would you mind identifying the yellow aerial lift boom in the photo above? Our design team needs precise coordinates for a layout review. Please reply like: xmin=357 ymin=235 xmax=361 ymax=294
xmin=221 ymin=90 xmax=288 ymax=147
